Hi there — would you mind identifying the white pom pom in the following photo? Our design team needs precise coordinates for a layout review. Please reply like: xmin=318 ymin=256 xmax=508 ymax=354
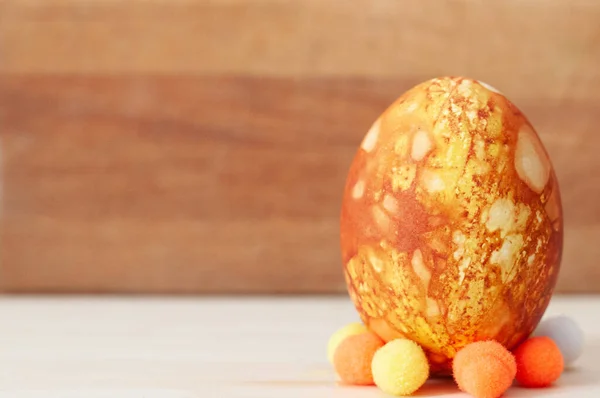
xmin=533 ymin=315 xmax=584 ymax=366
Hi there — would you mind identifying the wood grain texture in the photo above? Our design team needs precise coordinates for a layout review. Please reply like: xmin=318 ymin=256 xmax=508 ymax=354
xmin=1 ymin=0 xmax=599 ymax=293
xmin=2 ymin=0 xmax=600 ymax=105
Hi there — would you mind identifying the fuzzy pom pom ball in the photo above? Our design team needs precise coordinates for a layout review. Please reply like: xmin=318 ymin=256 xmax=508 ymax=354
xmin=514 ymin=336 xmax=564 ymax=387
xmin=371 ymin=339 xmax=430 ymax=396
xmin=453 ymin=341 xmax=516 ymax=398
xmin=327 ymin=322 xmax=368 ymax=364
xmin=333 ymin=332 xmax=384 ymax=385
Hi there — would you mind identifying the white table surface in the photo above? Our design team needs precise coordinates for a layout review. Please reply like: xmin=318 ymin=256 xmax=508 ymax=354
xmin=0 ymin=295 xmax=598 ymax=397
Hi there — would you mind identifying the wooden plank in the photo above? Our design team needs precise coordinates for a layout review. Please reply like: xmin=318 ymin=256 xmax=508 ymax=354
xmin=0 ymin=76 xmax=599 ymax=293
xmin=2 ymin=0 xmax=600 ymax=102
xmin=2 ymin=0 xmax=600 ymax=293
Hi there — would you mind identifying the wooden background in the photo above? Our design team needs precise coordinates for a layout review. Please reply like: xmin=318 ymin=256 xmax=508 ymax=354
xmin=1 ymin=0 xmax=599 ymax=293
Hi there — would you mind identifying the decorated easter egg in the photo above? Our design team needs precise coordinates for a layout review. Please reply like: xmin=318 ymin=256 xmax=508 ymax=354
xmin=340 ymin=77 xmax=563 ymax=374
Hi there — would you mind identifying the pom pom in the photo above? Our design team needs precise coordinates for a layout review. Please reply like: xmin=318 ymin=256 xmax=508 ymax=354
xmin=514 ymin=336 xmax=564 ymax=387
xmin=371 ymin=339 xmax=429 ymax=396
xmin=333 ymin=332 xmax=384 ymax=385
xmin=327 ymin=322 xmax=368 ymax=364
xmin=534 ymin=315 xmax=584 ymax=366
xmin=453 ymin=341 xmax=516 ymax=398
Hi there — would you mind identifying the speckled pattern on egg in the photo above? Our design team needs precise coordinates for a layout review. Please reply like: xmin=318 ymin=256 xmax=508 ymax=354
xmin=340 ymin=76 xmax=563 ymax=374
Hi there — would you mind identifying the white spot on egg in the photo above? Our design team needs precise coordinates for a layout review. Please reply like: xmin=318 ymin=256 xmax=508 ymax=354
xmin=457 ymin=79 xmax=473 ymax=96
xmin=426 ymin=297 xmax=440 ymax=317
xmin=422 ymin=170 xmax=445 ymax=192
xmin=466 ymin=110 xmax=478 ymax=125
xmin=457 ymin=257 xmax=471 ymax=285
xmin=491 ymin=234 xmax=524 ymax=283
xmin=406 ymin=103 xmax=419 ymax=113
xmin=361 ymin=118 xmax=381 ymax=153
xmin=411 ymin=130 xmax=433 ymax=161
xmin=372 ymin=206 xmax=390 ymax=232
xmin=479 ymin=81 xmax=502 ymax=94
xmin=453 ymin=246 xmax=465 ymax=261
xmin=451 ymin=103 xmax=463 ymax=117
xmin=369 ymin=253 xmax=385 ymax=273
xmin=453 ymin=226 xmax=467 ymax=263
xmin=474 ymin=140 xmax=486 ymax=160
xmin=515 ymin=125 xmax=551 ymax=193
xmin=382 ymin=194 xmax=399 ymax=214
xmin=453 ymin=230 xmax=466 ymax=244
xmin=411 ymin=249 xmax=431 ymax=288
xmin=536 ymin=237 xmax=543 ymax=250
xmin=486 ymin=198 xmax=515 ymax=237
xmin=352 ymin=179 xmax=365 ymax=199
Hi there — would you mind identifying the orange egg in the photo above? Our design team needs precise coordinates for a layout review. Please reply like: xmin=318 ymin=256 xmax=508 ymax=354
xmin=340 ymin=77 xmax=563 ymax=374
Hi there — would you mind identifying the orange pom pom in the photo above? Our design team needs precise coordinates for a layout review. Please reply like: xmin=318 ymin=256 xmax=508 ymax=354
xmin=515 ymin=336 xmax=564 ymax=387
xmin=453 ymin=341 xmax=516 ymax=398
xmin=333 ymin=332 xmax=384 ymax=385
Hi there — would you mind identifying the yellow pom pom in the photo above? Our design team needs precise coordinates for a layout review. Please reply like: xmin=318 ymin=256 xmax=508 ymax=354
xmin=372 ymin=339 xmax=430 ymax=396
xmin=327 ymin=322 xmax=368 ymax=363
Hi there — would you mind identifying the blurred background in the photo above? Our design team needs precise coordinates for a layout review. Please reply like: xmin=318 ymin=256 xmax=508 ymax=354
xmin=0 ymin=0 xmax=599 ymax=295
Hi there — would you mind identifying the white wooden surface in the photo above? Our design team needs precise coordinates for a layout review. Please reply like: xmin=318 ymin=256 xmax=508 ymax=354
xmin=0 ymin=296 xmax=599 ymax=397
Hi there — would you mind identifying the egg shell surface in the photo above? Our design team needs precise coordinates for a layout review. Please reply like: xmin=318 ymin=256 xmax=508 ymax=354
xmin=340 ymin=76 xmax=563 ymax=373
